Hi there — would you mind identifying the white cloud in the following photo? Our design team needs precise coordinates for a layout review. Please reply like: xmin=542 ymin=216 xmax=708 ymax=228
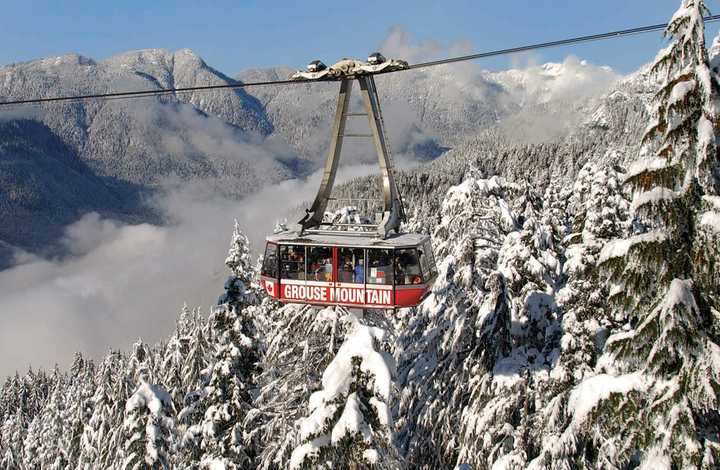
xmin=497 ymin=54 xmax=620 ymax=145
xmin=378 ymin=25 xmax=443 ymax=64
xmin=158 ymin=101 xmax=292 ymax=166
xmin=0 ymin=161 xmax=385 ymax=379
xmin=514 ymin=54 xmax=619 ymax=102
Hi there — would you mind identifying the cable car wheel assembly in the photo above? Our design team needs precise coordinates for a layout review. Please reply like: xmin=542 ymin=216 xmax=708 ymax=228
xmin=260 ymin=54 xmax=439 ymax=310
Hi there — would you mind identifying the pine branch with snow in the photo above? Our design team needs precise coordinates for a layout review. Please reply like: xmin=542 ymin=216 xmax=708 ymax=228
xmin=590 ymin=2 xmax=720 ymax=467
xmin=122 ymin=381 xmax=175 ymax=470
xmin=289 ymin=312 xmax=402 ymax=470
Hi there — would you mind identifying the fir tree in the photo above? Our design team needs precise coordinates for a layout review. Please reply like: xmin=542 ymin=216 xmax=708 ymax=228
xmin=526 ymin=161 xmax=632 ymax=469
xmin=103 ymin=351 xmax=137 ymax=470
xmin=554 ymin=160 xmax=630 ymax=383
xmin=0 ymin=411 xmax=25 ymax=470
xmin=396 ymin=172 xmax=516 ymax=469
xmin=62 ymin=357 xmax=95 ymax=470
xmin=122 ymin=381 xmax=175 ymax=470
xmin=597 ymin=1 xmax=720 ymax=467
xmin=128 ymin=340 xmax=156 ymax=384
xmin=196 ymin=303 xmax=260 ymax=470
xmin=247 ymin=304 xmax=344 ymax=470
xmin=81 ymin=350 xmax=121 ymax=470
xmin=176 ymin=309 xmax=210 ymax=469
xmin=161 ymin=322 xmax=186 ymax=411
xmin=27 ymin=378 xmax=69 ymax=470
xmin=289 ymin=313 xmax=402 ymax=470
xmin=221 ymin=220 xmax=258 ymax=308
xmin=182 ymin=309 xmax=210 ymax=394
xmin=196 ymin=234 xmax=262 ymax=470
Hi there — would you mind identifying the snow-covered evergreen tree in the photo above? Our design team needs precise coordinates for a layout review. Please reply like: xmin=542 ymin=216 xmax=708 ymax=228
xmin=221 ymin=220 xmax=258 ymax=308
xmin=28 ymin=378 xmax=68 ymax=469
xmin=176 ymin=309 xmax=210 ymax=468
xmin=122 ymin=381 xmax=175 ymax=470
xmin=455 ymin=173 xmax=569 ymax=469
xmin=553 ymin=160 xmax=630 ymax=384
xmin=161 ymin=324 xmax=185 ymax=412
xmin=63 ymin=356 xmax=95 ymax=470
xmin=80 ymin=350 xmax=122 ymax=470
xmin=102 ymin=351 xmax=137 ymax=470
xmin=396 ymin=173 xmax=516 ymax=469
xmin=181 ymin=308 xmax=209 ymax=395
xmin=247 ymin=304 xmax=344 ymax=470
xmin=290 ymin=312 xmax=401 ymax=470
xmin=127 ymin=340 xmax=155 ymax=384
xmin=194 ymin=229 xmax=262 ymax=470
xmin=524 ymin=160 xmax=632 ymax=469
xmin=194 ymin=301 xmax=260 ymax=469
xmin=596 ymin=1 xmax=720 ymax=467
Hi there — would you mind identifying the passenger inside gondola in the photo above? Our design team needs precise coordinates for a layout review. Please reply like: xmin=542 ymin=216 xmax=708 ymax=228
xmin=338 ymin=247 xmax=364 ymax=284
xmin=280 ymin=245 xmax=305 ymax=279
xmin=297 ymin=255 xmax=305 ymax=279
xmin=338 ymin=257 xmax=353 ymax=283
xmin=307 ymin=246 xmax=332 ymax=282
xmin=394 ymin=255 xmax=406 ymax=277
xmin=324 ymin=258 xmax=333 ymax=281
xmin=354 ymin=259 xmax=364 ymax=283
xmin=394 ymin=249 xmax=423 ymax=285
xmin=281 ymin=262 xmax=290 ymax=279
xmin=368 ymin=249 xmax=393 ymax=285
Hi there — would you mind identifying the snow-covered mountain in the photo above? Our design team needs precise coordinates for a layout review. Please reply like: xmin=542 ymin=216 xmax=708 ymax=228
xmin=0 ymin=49 xmax=292 ymax=263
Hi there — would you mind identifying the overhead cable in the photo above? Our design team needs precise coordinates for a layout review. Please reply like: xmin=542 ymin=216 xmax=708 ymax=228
xmin=0 ymin=78 xmax=300 ymax=108
xmin=1 ymin=15 xmax=719 ymax=108
xmin=409 ymin=15 xmax=720 ymax=70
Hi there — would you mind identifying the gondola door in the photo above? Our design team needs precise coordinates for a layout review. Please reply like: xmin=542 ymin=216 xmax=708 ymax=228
xmin=335 ymin=247 xmax=366 ymax=307
xmin=304 ymin=246 xmax=333 ymax=305
xmin=279 ymin=245 xmax=307 ymax=303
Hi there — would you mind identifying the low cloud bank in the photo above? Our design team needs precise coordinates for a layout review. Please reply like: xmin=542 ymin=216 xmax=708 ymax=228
xmin=0 ymin=162 xmax=384 ymax=379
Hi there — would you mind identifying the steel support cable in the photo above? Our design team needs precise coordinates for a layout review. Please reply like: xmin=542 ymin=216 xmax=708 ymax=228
xmin=1 ymin=15 xmax=719 ymax=108
xmin=408 ymin=14 xmax=720 ymax=70
xmin=0 ymin=78 xmax=301 ymax=108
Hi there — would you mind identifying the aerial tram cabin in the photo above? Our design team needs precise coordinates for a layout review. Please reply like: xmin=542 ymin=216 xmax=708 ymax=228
xmin=260 ymin=231 xmax=437 ymax=309
xmin=260 ymin=54 xmax=438 ymax=309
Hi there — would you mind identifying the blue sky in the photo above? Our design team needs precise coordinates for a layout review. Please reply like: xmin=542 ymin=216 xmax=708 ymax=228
xmin=0 ymin=0 xmax=718 ymax=77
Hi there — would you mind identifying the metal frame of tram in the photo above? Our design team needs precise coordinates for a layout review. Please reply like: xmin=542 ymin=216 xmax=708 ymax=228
xmin=262 ymin=54 xmax=438 ymax=309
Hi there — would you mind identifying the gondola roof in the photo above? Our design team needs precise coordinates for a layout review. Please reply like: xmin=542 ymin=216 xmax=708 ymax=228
xmin=266 ymin=229 xmax=429 ymax=249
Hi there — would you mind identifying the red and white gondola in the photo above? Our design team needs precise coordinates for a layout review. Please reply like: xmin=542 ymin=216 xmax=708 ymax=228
xmin=260 ymin=231 xmax=437 ymax=310
xmin=261 ymin=54 xmax=437 ymax=310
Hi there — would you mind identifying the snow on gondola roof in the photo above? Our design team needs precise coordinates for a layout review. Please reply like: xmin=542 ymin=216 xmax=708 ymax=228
xmin=266 ymin=229 xmax=430 ymax=249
